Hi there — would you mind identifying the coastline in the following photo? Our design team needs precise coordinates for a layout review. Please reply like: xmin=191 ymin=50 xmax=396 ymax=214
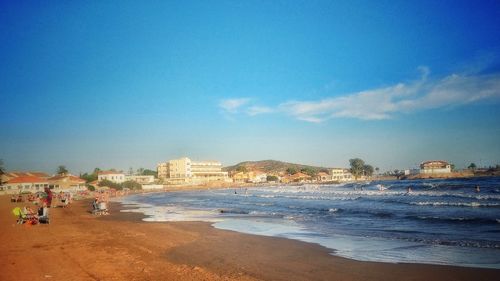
xmin=1 ymin=194 xmax=498 ymax=281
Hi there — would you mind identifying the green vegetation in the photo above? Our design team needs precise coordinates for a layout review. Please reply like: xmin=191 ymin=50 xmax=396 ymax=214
xmin=0 ymin=159 xmax=5 ymax=185
xmin=97 ymin=179 xmax=142 ymax=190
xmin=266 ymin=175 xmax=279 ymax=182
xmin=286 ymin=167 xmax=297 ymax=175
xmin=141 ymin=169 xmax=157 ymax=177
xmin=236 ymin=166 xmax=248 ymax=173
xmin=56 ymin=165 xmax=69 ymax=175
xmin=300 ymin=167 xmax=317 ymax=177
xmin=468 ymin=163 xmax=477 ymax=170
xmin=81 ymin=167 xmax=101 ymax=183
xmin=122 ymin=180 xmax=142 ymax=190
xmin=98 ymin=179 xmax=121 ymax=189
xmin=349 ymin=158 xmax=374 ymax=178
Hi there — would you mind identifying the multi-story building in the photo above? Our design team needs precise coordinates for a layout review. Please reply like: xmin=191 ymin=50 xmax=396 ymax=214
xmin=157 ymin=157 xmax=229 ymax=184
xmin=330 ymin=168 xmax=353 ymax=182
xmin=97 ymin=170 xmax=126 ymax=183
xmin=420 ymin=160 xmax=451 ymax=174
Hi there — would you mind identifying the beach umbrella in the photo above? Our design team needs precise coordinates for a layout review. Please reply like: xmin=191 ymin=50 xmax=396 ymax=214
xmin=36 ymin=191 xmax=48 ymax=198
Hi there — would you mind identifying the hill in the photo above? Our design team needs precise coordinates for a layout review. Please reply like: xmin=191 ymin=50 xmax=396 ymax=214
xmin=223 ymin=160 xmax=329 ymax=175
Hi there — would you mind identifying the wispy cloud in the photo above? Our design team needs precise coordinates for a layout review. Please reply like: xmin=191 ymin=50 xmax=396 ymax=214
xmin=219 ymin=67 xmax=500 ymax=122
xmin=219 ymin=98 xmax=250 ymax=113
xmin=246 ymin=106 xmax=274 ymax=116
xmin=282 ymin=70 xmax=500 ymax=122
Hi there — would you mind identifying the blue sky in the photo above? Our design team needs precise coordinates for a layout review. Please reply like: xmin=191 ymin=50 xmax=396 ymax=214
xmin=1 ymin=0 xmax=499 ymax=174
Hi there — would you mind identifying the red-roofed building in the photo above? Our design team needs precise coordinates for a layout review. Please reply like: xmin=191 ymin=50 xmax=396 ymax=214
xmin=316 ymin=172 xmax=331 ymax=182
xmin=1 ymin=171 xmax=50 ymax=185
xmin=2 ymin=176 xmax=49 ymax=192
xmin=281 ymin=172 xmax=312 ymax=183
xmin=48 ymin=174 xmax=86 ymax=191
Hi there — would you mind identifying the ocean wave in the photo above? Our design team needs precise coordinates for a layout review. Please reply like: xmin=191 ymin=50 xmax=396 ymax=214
xmin=410 ymin=201 xmax=500 ymax=207
xmin=407 ymin=215 xmax=500 ymax=225
xmin=403 ymin=236 xmax=500 ymax=249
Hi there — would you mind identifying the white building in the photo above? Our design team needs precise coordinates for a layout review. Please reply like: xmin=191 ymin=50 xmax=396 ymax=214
xmin=98 ymin=171 xmax=126 ymax=183
xmin=157 ymin=157 xmax=230 ymax=184
xmin=330 ymin=168 xmax=353 ymax=182
xmin=420 ymin=161 xmax=451 ymax=174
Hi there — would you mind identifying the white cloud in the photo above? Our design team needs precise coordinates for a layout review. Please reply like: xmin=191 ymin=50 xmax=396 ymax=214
xmin=219 ymin=98 xmax=250 ymax=113
xmin=281 ymin=70 xmax=500 ymax=122
xmin=246 ymin=106 xmax=274 ymax=116
xmin=218 ymin=67 xmax=500 ymax=123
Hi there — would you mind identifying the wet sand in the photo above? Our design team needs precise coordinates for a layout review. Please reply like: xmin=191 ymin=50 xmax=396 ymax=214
xmin=1 ymin=194 xmax=498 ymax=281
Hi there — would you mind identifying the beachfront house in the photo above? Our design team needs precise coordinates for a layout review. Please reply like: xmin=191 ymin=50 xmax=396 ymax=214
xmin=2 ymin=176 xmax=49 ymax=193
xmin=420 ymin=160 xmax=452 ymax=174
xmin=330 ymin=168 xmax=353 ymax=182
xmin=316 ymin=172 xmax=331 ymax=182
xmin=98 ymin=170 xmax=126 ymax=183
xmin=281 ymin=172 xmax=312 ymax=183
xmin=157 ymin=157 xmax=230 ymax=184
xmin=48 ymin=174 xmax=87 ymax=192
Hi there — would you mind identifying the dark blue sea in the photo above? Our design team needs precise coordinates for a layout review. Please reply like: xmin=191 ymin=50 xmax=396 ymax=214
xmin=116 ymin=177 xmax=500 ymax=269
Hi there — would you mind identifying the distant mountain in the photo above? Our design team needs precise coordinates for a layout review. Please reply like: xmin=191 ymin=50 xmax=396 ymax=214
xmin=223 ymin=160 xmax=329 ymax=175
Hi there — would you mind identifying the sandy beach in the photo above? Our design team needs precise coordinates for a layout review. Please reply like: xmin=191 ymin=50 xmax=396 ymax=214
xmin=1 ymin=194 xmax=498 ymax=281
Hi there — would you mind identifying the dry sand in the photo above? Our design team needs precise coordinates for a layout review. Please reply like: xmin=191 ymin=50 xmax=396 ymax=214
xmin=1 ymin=194 xmax=498 ymax=281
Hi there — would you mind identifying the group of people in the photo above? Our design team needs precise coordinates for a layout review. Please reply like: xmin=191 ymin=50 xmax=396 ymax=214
xmin=14 ymin=202 xmax=49 ymax=225
xmin=91 ymin=191 xmax=110 ymax=215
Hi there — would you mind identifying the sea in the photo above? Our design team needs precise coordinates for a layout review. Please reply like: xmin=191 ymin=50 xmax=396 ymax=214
xmin=114 ymin=177 xmax=500 ymax=269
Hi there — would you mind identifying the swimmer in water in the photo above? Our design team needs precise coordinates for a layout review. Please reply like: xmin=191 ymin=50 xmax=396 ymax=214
xmin=407 ymin=186 xmax=412 ymax=193
xmin=475 ymin=185 xmax=480 ymax=193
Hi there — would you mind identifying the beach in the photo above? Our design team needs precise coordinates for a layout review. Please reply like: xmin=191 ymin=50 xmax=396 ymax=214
xmin=1 ymin=194 xmax=498 ymax=281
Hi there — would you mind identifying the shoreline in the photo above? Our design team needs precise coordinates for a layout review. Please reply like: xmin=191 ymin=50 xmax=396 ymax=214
xmin=1 ymin=194 xmax=498 ymax=281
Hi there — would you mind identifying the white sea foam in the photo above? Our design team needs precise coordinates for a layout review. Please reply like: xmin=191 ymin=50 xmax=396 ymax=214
xmin=410 ymin=201 xmax=500 ymax=207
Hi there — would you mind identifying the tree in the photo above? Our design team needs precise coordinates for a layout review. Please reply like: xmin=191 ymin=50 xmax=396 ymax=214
xmin=57 ymin=165 xmax=69 ymax=175
xmin=98 ymin=179 xmax=122 ymax=190
xmin=236 ymin=166 xmax=248 ymax=173
xmin=128 ymin=167 xmax=134 ymax=175
xmin=81 ymin=172 xmax=97 ymax=183
xmin=468 ymin=163 xmax=477 ymax=170
xmin=375 ymin=167 xmax=380 ymax=174
xmin=266 ymin=175 xmax=279 ymax=182
xmin=142 ymin=169 xmax=158 ymax=177
xmin=363 ymin=165 xmax=374 ymax=177
xmin=286 ymin=167 xmax=297 ymax=175
xmin=136 ymin=168 xmax=145 ymax=175
xmin=0 ymin=159 xmax=5 ymax=185
xmin=349 ymin=158 xmax=365 ymax=179
xmin=122 ymin=180 xmax=142 ymax=190
xmin=450 ymin=164 xmax=455 ymax=171
xmin=300 ymin=167 xmax=317 ymax=177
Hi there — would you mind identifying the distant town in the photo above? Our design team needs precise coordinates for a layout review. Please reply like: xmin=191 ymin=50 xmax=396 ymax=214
xmin=0 ymin=157 xmax=499 ymax=194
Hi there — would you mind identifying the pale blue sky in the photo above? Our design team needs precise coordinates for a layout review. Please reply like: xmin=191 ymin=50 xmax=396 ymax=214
xmin=1 ymin=0 xmax=499 ymax=174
